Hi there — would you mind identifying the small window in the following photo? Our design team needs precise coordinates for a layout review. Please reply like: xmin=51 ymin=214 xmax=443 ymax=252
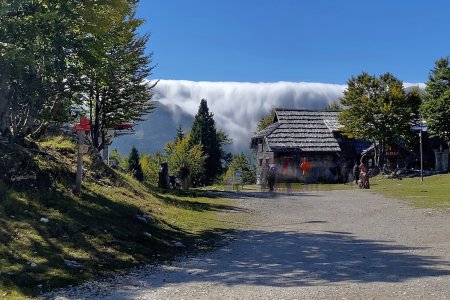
xmin=259 ymin=159 xmax=262 ymax=166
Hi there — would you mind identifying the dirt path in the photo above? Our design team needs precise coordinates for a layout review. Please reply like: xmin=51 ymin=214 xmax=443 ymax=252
xmin=44 ymin=190 xmax=450 ymax=299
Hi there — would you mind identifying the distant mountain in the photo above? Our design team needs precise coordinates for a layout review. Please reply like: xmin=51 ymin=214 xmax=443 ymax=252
xmin=111 ymin=101 xmax=194 ymax=155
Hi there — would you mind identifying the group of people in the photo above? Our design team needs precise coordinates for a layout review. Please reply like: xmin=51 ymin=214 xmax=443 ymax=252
xmin=353 ymin=162 xmax=370 ymax=189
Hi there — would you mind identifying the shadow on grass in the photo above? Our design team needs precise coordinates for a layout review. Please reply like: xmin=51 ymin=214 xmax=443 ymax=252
xmin=151 ymin=191 xmax=247 ymax=213
xmin=0 ymin=183 xmax=238 ymax=297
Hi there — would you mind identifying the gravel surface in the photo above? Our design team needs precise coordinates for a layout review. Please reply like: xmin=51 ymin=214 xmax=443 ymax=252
xmin=43 ymin=189 xmax=450 ymax=299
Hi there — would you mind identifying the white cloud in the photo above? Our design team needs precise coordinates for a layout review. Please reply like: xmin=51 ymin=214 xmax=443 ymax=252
xmin=151 ymin=80 xmax=424 ymax=152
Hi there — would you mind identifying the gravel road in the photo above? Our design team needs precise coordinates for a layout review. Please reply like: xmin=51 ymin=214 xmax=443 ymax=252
xmin=43 ymin=189 xmax=450 ymax=299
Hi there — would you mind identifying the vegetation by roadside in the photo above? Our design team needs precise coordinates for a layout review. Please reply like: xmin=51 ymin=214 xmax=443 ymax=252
xmin=369 ymin=174 xmax=450 ymax=211
xmin=0 ymin=137 xmax=243 ymax=299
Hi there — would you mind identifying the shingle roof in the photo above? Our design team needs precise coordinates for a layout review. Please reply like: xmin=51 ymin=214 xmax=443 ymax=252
xmin=252 ymin=122 xmax=280 ymax=139
xmin=254 ymin=109 xmax=342 ymax=152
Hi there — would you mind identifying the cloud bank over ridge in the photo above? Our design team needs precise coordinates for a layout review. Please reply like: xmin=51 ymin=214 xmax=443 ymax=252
xmin=153 ymin=80 xmax=347 ymax=151
xmin=114 ymin=80 xmax=425 ymax=154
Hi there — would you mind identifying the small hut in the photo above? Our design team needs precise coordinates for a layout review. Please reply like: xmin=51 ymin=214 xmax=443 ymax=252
xmin=250 ymin=109 xmax=363 ymax=184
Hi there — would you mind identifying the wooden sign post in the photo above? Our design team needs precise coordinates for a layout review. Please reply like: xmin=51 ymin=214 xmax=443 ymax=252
xmin=74 ymin=118 xmax=91 ymax=194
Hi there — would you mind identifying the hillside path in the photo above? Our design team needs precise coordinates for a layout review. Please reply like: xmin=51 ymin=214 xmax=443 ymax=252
xmin=45 ymin=189 xmax=450 ymax=299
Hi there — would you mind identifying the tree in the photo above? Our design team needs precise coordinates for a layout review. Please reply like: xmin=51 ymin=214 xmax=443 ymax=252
xmin=325 ymin=101 xmax=343 ymax=111
xmin=81 ymin=2 xmax=156 ymax=151
xmin=0 ymin=0 xmax=155 ymax=147
xmin=175 ymin=123 xmax=185 ymax=142
xmin=224 ymin=153 xmax=256 ymax=185
xmin=165 ymin=135 xmax=206 ymax=188
xmin=421 ymin=57 xmax=450 ymax=147
xmin=339 ymin=72 xmax=420 ymax=166
xmin=109 ymin=149 xmax=129 ymax=170
xmin=255 ymin=108 xmax=276 ymax=132
xmin=128 ymin=146 xmax=144 ymax=181
xmin=0 ymin=0 xmax=132 ymax=138
xmin=188 ymin=99 xmax=225 ymax=185
xmin=140 ymin=152 xmax=166 ymax=186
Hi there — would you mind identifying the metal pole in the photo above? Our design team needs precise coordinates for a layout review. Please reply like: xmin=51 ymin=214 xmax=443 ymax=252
xmin=75 ymin=130 xmax=85 ymax=194
xmin=420 ymin=129 xmax=423 ymax=182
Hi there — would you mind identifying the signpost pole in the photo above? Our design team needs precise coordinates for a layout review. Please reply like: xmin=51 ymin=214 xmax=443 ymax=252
xmin=75 ymin=130 xmax=85 ymax=194
xmin=420 ymin=128 xmax=423 ymax=182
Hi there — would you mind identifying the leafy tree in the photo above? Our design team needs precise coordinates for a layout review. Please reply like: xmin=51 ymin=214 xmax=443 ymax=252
xmin=0 ymin=0 xmax=132 ymax=138
xmin=255 ymin=108 xmax=276 ymax=132
xmin=224 ymin=153 xmax=256 ymax=184
xmin=166 ymin=135 xmax=206 ymax=188
xmin=82 ymin=3 xmax=156 ymax=151
xmin=0 ymin=0 xmax=155 ymax=147
xmin=188 ymin=99 xmax=225 ymax=185
xmin=339 ymin=72 xmax=420 ymax=166
xmin=140 ymin=152 xmax=166 ymax=186
xmin=128 ymin=146 xmax=144 ymax=181
xmin=421 ymin=57 xmax=450 ymax=147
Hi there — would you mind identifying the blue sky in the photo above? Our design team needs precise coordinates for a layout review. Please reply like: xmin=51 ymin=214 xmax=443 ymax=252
xmin=137 ymin=0 xmax=450 ymax=84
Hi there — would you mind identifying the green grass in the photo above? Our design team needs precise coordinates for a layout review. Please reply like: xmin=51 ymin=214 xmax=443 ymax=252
xmin=0 ymin=137 xmax=244 ymax=299
xmin=369 ymin=174 xmax=450 ymax=211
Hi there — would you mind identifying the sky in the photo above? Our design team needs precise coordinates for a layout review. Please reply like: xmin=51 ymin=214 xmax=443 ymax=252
xmin=137 ymin=0 xmax=450 ymax=84
xmin=113 ymin=1 xmax=449 ymax=153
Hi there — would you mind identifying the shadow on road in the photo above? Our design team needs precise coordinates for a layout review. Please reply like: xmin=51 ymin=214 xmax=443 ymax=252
xmin=112 ymin=230 xmax=450 ymax=299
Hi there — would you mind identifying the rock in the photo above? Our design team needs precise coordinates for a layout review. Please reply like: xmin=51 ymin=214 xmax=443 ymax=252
xmin=135 ymin=214 xmax=153 ymax=224
xmin=30 ymin=262 xmax=37 ymax=268
xmin=173 ymin=241 xmax=185 ymax=248
xmin=64 ymin=259 xmax=83 ymax=268
xmin=40 ymin=217 xmax=49 ymax=223
xmin=144 ymin=232 xmax=152 ymax=238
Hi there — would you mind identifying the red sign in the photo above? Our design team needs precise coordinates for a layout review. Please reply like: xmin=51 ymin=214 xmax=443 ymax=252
xmin=74 ymin=118 xmax=92 ymax=131
xmin=74 ymin=124 xmax=91 ymax=131
xmin=80 ymin=117 xmax=90 ymax=126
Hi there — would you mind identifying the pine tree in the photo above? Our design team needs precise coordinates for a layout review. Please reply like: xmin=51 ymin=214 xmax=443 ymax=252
xmin=255 ymin=109 xmax=276 ymax=132
xmin=189 ymin=99 xmax=223 ymax=185
xmin=128 ymin=146 xmax=144 ymax=181
xmin=175 ymin=123 xmax=185 ymax=142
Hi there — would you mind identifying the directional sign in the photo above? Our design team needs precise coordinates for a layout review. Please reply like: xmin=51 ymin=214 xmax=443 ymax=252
xmin=74 ymin=124 xmax=91 ymax=131
xmin=80 ymin=117 xmax=90 ymax=126
xmin=74 ymin=117 xmax=92 ymax=131
xmin=411 ymin=125 xmax=428 ymax=132
xmin=79 ymin=145 xmax=89 ymax=154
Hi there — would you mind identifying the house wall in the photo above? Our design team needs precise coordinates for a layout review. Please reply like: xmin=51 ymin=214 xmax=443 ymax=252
xmin=273 ymin=152 xmax=345 ymax=183
xmin=254 ymin=138 xmax=274 ymax=185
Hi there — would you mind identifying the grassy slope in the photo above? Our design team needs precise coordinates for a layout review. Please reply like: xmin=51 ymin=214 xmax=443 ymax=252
xmin=0 ymin=137 xmax=241 ymax=299
xmin=369 ymin=174 xmax=450 ymax=211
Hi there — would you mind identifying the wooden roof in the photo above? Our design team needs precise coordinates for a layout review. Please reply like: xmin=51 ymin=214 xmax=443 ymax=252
xmin=253 ymin=109 xmax=342 ymax=153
